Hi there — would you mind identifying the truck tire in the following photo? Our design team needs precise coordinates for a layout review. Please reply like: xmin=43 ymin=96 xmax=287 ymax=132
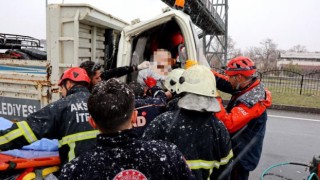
xmin=21 ymin=48 xmax=47 ymax=60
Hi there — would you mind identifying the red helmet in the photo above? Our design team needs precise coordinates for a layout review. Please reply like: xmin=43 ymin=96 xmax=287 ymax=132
xmin=172 ymin=32 xmax=184 ymax=46
xmin=58 ymin=67 xmax=91 ymax=86
xmin=225 ymin=56 xmax=256 ymax=77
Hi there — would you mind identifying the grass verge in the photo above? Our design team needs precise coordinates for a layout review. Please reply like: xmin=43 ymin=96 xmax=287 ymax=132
xmin=219 ymin=90 xmax=320 ymax=109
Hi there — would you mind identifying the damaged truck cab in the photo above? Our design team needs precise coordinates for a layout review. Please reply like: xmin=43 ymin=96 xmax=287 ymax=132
xmin=0 ymin=3 xmax=208 ymax=120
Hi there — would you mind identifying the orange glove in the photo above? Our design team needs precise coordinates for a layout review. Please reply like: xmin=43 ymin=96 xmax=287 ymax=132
xmin=143 ymin=76 xmax=157 ymax=88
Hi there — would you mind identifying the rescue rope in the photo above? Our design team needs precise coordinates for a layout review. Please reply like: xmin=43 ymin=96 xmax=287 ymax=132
xmin=308 ymin=172 xmax=319 ymax=180
xmin=260 ymin=161 xmax=317 ymax=180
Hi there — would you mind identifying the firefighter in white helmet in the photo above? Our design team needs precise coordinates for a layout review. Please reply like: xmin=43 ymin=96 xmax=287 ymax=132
xmin=143 ymin=65 xmax=233 ymax=179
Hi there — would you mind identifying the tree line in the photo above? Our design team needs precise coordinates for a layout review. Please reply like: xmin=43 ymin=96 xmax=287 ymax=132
xmin=208 ymin=37 xmax=310 ymax=72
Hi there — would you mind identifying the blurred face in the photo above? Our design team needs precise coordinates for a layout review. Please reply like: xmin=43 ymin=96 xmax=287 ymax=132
xmin=151 ymin=49 xmax=172 ymax=76
xmin=91 ymin=70 xmax=102 ymax=86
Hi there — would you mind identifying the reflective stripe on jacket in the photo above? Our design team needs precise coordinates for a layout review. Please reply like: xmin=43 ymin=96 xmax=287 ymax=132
xmin=0 ymin=86 xmax=97 ymax=167
xmin=143 ymin=109 xmax=233 ymax=179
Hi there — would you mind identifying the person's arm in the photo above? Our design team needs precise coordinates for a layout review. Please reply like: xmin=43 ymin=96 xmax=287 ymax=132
xmin=102 ymin=66 xmax=134 ymax=81
xmin=215 ymin=91 xmax=271 ymax=133
xmin=0 ymin=122 xmax=37 ymax=150
xmin=0 ymin=102 xmax=60 ymax=151
xmin=210 ymin=118 xmax=234 ymax=180
xmin=173 ymin=147 xmax=195 ymax=179
xmin=148 ymin=86 xmax=167 ymax=104
xmin=102 ymin=61 xmax=150 ymax=81
xmin=211 ymin=70 xmax=234 ymax=94
xmin=144 ymin=76 xmax=168 ymax=104
xmin=59 ymin=159 xmax=80 ymax=180
xmin=142 ymin=112 xmax=169 ymax=140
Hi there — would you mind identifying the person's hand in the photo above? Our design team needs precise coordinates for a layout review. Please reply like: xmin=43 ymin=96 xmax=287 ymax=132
xmin=165 ymin=90 xmax=173 ymax=99
xmin=137 ymin=61 xmax=150 ymax=70
xmin=143 ymin=76 xmax=157 ymax=88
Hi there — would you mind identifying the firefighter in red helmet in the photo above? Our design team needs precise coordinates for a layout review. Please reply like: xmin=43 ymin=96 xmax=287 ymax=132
xmin=0 ymin=67 xmax=98 ymax=169
xmin=212 ymin=56 xmax=272 ymax=180
xmin=59 ymin=67 xmax=91 ymax=97
xmin=170 ymin=32 xmax=185 ymax=59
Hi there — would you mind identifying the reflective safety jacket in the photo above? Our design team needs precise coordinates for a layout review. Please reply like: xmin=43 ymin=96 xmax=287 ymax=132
xmin=59 ymin=129 xmax=194 ymax=180
xmin=0 ymin=86 xmax=98 ymax=167
xmin=212 ymin=71 xmax=272 ymax=171
xmin=143 ymin=109 xmax=233 ymax=179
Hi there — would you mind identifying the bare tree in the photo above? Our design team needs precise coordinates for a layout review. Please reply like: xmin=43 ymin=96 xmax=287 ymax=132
xmin=244 ymin=38 xmax=279 ymax=70
xmin=289 ymin=44 xmax=307 ymax=52
xmin=207 ymin=36 xmax=242 ymax=67
xmin=227 ymin=37 xmax=242 ymax=60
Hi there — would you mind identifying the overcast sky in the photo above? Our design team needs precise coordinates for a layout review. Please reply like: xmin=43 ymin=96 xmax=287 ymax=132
xmin=1 ymin=0 xmax=319 ymax=52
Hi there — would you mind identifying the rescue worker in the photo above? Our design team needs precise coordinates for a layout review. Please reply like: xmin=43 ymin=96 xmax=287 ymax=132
xmin=128 ymin=78 xmax=167 ymax=137
xmin=0 ymin=67 xmax=98 ymax=167
xmin=170 ymin=31 xmax=185 ymax=60
xmin=80 ymin=60 xmax=150 ymax=90
xmin=164 ymin=60 xmax=198 ymax=110
xmin=164 ymin=68 xmax=185 ymax=111
xmin=212 ymin=56 xmax=272 ymax=180
xmin=59 ymin=78 xmax=194 ymax=179
xmin=143 ymin=65 xmax=233 ymax=179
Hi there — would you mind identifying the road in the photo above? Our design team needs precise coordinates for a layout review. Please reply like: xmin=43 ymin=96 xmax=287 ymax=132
xmin=250 ymin=109 xmax=320 ymax=179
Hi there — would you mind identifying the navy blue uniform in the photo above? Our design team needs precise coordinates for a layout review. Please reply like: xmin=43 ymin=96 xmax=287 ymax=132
xmin=0 ymin=86 xmax=98 ymax=167
xmin=143 ymin=109 xmax=233 ymax=179
xmin=59 ymin=129 xmax=194 ymax=180
xmin=133 ymin=86 xmax=167 ymax=136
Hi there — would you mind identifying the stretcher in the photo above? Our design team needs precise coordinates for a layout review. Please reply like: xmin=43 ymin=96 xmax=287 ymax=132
xmin=0 ymin=153 xmax=60 ymax=171
xmin=0 ymin=153 xmax=60 ymax=180
xmin=0 ymin=117 xmax=60 ymax=179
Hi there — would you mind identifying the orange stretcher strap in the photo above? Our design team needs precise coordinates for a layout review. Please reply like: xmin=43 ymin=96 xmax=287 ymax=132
xmin=0 ymin=154 xmax=60 ymax=171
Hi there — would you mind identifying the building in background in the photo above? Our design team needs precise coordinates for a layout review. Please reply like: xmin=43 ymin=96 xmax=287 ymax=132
xmin=278 ymin=52 xmax=320 ymax=72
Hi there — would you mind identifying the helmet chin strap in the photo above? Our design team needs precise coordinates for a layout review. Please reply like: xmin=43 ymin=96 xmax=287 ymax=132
xmin=235 ymin=77 xmax=253 ymax=90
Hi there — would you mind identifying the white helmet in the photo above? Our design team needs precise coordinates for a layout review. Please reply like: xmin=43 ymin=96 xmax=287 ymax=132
xmin=176 ymin=65 xmax=218 ymax=97
xmin=164 ymin=68 xmax=185 ymax=93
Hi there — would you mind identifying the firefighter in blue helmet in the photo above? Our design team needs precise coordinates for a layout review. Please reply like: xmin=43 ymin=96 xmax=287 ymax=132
xmin=59 ymin=78 xmax=194 ymax=180
xmin=0 ymin=67 xmax=98 ymax=168
xmin=143 ymin=65 xmax=233 ymax=179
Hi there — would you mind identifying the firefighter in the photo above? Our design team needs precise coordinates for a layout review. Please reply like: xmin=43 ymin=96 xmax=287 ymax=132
xmin=164 ymin=68 xmax=185 ymax=111
xmin=0 ymin=67 xmax=98 ymax=167
xmin=212 ymin=56 xmax=272 ymax=180
xmin=143 ymin=65 xmax=233 ymax=179
xmin=59 ymin=78 xmax=194 ymax=179
xmin=80 ymin=60 xmax=150 ymax=90
xmin=128 ymin=78 xmax=168 ymax=137
xmin=170 ymin=31 xmax=185 ymax=60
